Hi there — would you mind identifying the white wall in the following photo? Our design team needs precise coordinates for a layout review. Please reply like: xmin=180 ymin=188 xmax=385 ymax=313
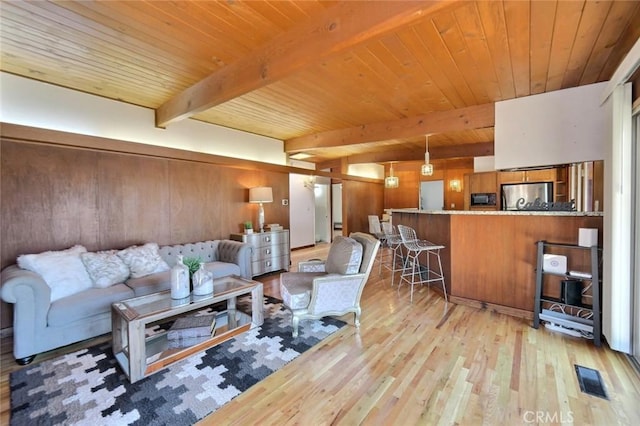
xmin=348 ymin=163 xmax=384 ymax=179
xmin=474 ymin=156 xmax=495 ymax=172
xmin=0 ymin=72 xmax=286 ymax=164
xmin=288 ymin=159 xmax=316 ymax=170
xmin=495 ymin=82 xmax=608 ymax=169
xmin=288 ymin=174 xmax=315 ymax=249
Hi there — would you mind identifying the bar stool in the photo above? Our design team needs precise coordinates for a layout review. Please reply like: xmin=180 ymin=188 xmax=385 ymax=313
xmin=381 ymin=224 xmax=404 ymax=286
xmin=397 ymin=225 xmax=448 ymax=303
xmin=368 ymin=215 xmax=388 ymax=272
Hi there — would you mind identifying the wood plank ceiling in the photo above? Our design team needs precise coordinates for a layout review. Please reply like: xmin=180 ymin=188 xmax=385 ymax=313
xmin=1 ymin=0 xmax=639 ymax=168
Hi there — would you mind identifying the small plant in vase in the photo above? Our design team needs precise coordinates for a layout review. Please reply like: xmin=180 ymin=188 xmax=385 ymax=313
xmin=182 ymin=257 xmax=202 ymax=280
xmin=244 ymin=221 xmax=254 ymax=234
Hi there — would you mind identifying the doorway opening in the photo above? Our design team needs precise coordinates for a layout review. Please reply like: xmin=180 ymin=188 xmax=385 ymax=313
xmin=420 ymin=180 xmax=444 ymax=210
xmin=314 ymin=178 xmax=331 ymax=243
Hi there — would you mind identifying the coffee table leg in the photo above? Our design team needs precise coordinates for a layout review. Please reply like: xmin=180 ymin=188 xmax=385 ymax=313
xmin=111 ymin=305 xmax=124 ymax=357
xmin=252 ymin=283 xmax=264 ymax=327
xmin=228 ymin=296 xmax=237 ymax=329
xmin=128 ymin=321 xmax=146 ymax=383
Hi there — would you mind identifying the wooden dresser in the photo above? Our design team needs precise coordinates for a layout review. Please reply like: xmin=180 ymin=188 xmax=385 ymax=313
xmin=230 ymin=229 xmax=290 ymax=277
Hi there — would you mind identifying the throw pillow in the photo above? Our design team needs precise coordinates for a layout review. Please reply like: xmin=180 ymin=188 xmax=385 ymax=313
xmin=80 ymin=250 xmax=130 ymax=288
xmin=117 ymin=243 xmax=170 ymax=278
xmin=325 ymin=236 xmax=363 ymax=275
xmin=17 ymin=245 xmax=94 ymax=302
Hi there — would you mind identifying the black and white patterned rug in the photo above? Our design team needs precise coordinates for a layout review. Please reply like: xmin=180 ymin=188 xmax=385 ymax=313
xmin=10 ymin=297 xmax=345 ymax=425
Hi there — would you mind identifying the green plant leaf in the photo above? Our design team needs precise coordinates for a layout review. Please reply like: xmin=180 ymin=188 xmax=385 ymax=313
xmin=182 ymin=256 xmax=202 ymax=277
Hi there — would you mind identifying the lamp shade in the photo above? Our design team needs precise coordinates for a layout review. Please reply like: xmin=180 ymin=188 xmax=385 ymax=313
xmin=249 ymin=187 xmax=273 ymax=203
xmin=385 ymin=176 xmax=399 ymax=188
xmin=421 ymin=163 xmax=434 ymax=176
xmin=385 ymin=163 xmax=399 ymax=188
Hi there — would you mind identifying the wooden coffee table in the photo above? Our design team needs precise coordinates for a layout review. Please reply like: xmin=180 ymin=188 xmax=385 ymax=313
xmin=111 ymin=275 xmax=263 ymax=383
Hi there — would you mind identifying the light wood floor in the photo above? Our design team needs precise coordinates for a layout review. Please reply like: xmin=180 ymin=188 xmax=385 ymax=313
xmin=1 ymin=243 xmax=639 ymax=425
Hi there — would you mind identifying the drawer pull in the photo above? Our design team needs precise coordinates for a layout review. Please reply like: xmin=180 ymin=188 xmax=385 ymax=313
xmin=265 ymin=249 xmax=271 ymax=255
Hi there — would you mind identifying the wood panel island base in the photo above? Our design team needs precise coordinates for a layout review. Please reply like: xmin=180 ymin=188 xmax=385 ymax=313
xmin=392 ymin=210 xmax=603 ymax=320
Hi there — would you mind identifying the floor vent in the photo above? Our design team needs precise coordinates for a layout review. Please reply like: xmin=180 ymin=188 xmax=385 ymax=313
xmin=575 ymin=364 xmax=609 ymax=400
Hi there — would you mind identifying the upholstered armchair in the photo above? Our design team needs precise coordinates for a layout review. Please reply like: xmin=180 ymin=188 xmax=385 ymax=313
xmin=280 ymin=232 xmax=380 ymax=337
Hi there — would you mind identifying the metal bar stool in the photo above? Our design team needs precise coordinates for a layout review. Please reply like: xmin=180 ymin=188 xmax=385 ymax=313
xmin=368 ymin=215 xmax=388 ymax=273
xmin=397 ymin=225 xmax=448 ymax=303
xmin=381 ymin=224 xmax=405 ymax=286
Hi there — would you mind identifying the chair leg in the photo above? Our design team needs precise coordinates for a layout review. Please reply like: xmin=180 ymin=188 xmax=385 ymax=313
xmin=410 ymin=252 xmax=419 ymax=303
xmin=422 ymin=248 xmax=448 ymax=303
xmin=435 ymin=249 xmax=448 ymax=303
xmin=390 ymin=245 xmax=397 ymax=286
xmin=353 ymin=307 xmax=361 ymax=328
xmin=390 ymin=245 xmax=403 ymax=287
xmin=398 ymin=249 xmax=421 ymax=303
xmin=16 ymin=355 xmax=35 ymax=365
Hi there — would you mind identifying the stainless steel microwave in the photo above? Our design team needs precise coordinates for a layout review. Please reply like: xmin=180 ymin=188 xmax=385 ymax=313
xmin=470 ymin=192 xmax=497 ymax=206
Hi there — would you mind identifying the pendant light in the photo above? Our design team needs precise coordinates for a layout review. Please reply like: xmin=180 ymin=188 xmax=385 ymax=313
xmin=385 ymin=163 xmax=399 ymax=188
xmin=421 ymin=135 xmax=434 ymax=176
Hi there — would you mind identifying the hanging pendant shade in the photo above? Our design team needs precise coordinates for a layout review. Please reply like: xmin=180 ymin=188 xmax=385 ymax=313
xmin=421 ymin=135 xmax=434 ymax=176
xmin=385 ymin=163 xmax=399 ymax=188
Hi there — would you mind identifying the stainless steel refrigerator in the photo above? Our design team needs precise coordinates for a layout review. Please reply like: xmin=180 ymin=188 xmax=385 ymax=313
xmin=501 ymin=182 xmax=554 ymax=211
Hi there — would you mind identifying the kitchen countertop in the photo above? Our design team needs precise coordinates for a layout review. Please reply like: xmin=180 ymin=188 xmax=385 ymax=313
xmin=389 ymin=208 xmax=603 ymax=217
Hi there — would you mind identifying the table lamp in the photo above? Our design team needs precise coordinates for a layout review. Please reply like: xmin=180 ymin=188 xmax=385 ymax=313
xmin=249 ymin=186 xmax=273 ymax=233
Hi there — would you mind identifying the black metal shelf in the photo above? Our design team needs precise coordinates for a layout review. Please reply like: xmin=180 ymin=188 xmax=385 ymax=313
xmin=533 ymin=241 xmax=602 ymax=346
xmin=539 ymin=296 xmax=593 ymax=310
xmin=537 ymin=270 xmax=601 ymax=283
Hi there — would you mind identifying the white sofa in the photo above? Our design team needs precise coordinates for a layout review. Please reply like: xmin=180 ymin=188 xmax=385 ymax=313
xmin=1 ymin=239 xmax=252 ymax=364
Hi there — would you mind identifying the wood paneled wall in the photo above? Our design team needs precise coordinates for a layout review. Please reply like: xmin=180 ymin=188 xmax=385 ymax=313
xmin=0 ymin=131 xmax=293 ymax=329
xmin=448 ymin=214 xmax=603 ymax=313
xmin=342 ymin=179 xmax=385 ymax=235
xmin=1 ymin=140 xmax=290 ymax=267
xmin=384 ymin=160 xmax=473 ymax=210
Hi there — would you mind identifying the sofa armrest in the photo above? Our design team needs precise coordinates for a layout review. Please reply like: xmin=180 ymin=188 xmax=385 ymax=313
xmin=1 ymin=265 xmax=51 ymax=305
xmin=1 ymin=265 xmax=51 ymax=358
xmin=216 ymin=240 xmax=253 ymax=279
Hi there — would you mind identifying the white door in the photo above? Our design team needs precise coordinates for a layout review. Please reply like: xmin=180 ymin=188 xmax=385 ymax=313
xmin=289 ymin=174 xmax=315 ymax=249
xmin=314 ymin=180 xmax=331 ymax=243
xmin=420 ymin=180 xmax=444 ymax=210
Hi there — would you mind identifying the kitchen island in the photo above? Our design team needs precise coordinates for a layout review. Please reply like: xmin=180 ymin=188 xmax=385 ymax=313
xmin=391 ymin=209 xmax=603 ymax=319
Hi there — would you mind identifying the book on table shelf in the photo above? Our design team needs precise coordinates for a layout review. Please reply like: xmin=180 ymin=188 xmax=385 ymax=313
xmin=167 ymin=313 xmax=217 ymax=341
xmin=167 ymin=335 xmax=211 ymax=349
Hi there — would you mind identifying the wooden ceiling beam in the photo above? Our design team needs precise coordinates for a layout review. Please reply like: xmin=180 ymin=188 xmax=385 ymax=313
xmin=315 ymin=159 xmax=343 ymax=172
xmin=155 ymin=0 xmax=456 ymax=128
xmin=343 ymin=142 xmax=494 ymax=164
xmin=285 ymin=103 xmax=495 ymax=153
xmin=431 ymin=141 xmax=494 ymax=159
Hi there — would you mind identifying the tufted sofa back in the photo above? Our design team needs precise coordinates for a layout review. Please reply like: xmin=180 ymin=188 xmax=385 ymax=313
xmin=158 ymin=239 xmax=252 ymax=279
xmin=159 ymin=241 xmax=219 ymax=267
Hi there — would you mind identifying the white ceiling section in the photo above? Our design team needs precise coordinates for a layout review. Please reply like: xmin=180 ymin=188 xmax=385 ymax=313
xmin=0 ymin=72 xmax=287 ymax=165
